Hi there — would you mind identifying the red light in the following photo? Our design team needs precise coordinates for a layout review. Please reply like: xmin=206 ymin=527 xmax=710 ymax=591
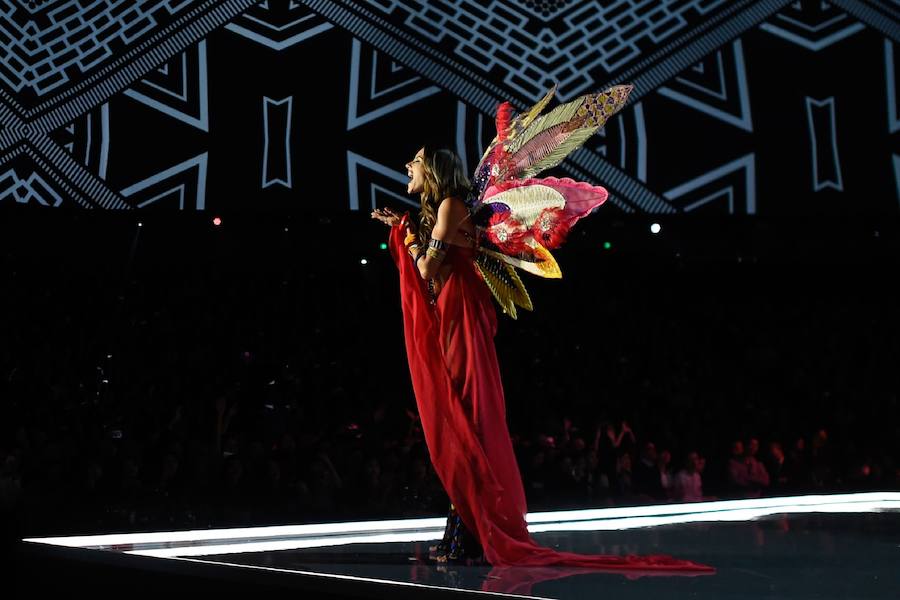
xmin=212 ymin=216 xmax=222 ymax=226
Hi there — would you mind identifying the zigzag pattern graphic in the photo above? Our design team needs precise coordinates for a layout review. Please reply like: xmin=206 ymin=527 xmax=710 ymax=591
xmin=0 ymin=0 xmax=896 ymax=214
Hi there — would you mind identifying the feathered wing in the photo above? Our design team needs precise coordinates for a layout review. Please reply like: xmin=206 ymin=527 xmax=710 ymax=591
xmin=468 ymin=84 xmax=632 ymax=210
xmin=469 ymin=85 xmax=559 ymax=203
xmin=467 ymin=84 xmax=633 ymax=318
xmin=473 ymin=253 xmax=533 ymax=320
xmin=507 ymin=84 xmax=633 ymax=179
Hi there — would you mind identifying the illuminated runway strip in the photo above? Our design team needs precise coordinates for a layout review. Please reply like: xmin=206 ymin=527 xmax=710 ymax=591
xmin=528 ymin=500 xmax=900 ymax=533
xmin=527 ymin=491 xmax=900 ymax=523
xmin=126 ymin=498 xmax=900 ymax=557
xmin=25 ymin=492 xmax=900 ymax=556
xmin=24 ymin=516 xmax=446 ymax=549
xmin=128 ymin=530 xmax=443 ymax=558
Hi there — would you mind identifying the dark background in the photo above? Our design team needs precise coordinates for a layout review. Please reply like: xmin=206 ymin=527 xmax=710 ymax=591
xmin=1 ymin=209 xmax=897 ymax=542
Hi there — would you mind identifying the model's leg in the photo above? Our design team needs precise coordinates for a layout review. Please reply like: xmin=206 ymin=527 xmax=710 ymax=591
xmin=431 ymin=503 xmax=483 ymax=563
xmin=429 ymin=503 xmax=454 ymax=559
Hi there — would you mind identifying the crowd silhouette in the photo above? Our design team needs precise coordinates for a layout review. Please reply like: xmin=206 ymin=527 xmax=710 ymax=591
xmin=1 ymin=214 xmax=897 ymax=544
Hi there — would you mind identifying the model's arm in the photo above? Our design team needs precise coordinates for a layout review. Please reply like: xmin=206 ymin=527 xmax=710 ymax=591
xmin=371 ymin=207 xmax=423 ymax=265
xmin=417 ymin=197 xmax=466 ymax=280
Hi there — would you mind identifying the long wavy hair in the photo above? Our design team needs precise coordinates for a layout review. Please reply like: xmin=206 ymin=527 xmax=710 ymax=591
xmin=416 ymin=145 xmax=472 ymax=244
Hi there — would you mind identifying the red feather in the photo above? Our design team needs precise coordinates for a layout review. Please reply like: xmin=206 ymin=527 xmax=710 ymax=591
xmin=495 ymin=101 xmax=513 ymax=141
xmin=531 ymin=207 xmax=572 ymax=250
xmin=486 ymin=102 xmax=516 ymax=187
xmin=487 ymin=211 xmax=528 ymax=254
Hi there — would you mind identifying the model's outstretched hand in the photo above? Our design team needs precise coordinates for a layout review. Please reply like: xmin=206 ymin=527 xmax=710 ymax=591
xmin=371 ymin=207 xmax=402 ymax=227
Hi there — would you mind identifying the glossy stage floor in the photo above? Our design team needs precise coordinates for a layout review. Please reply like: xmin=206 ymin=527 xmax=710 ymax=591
xmin=21 ymin=492 xmax=900 ymax=599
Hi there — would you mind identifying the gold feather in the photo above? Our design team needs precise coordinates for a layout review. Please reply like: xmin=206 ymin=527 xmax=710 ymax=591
xmin=482 ymin=240 xmax=562 ymax=280
xmin=505 ymin=84 xmax=558 ymax=141
xmin=474 ymin=252 xmax=533 ymax=319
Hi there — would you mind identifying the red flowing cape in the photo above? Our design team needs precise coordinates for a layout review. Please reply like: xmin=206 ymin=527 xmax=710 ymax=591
xmin=389 ymin=223 xmax=713 ymax=573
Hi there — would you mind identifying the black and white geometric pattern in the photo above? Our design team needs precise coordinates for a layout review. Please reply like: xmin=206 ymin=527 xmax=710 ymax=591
xmin=225 ymin=0 xmax=333 ymax=50
xmin=0 ymin=0 xmax=897 ymax=214
xmin=0 ymin=0 xmax=257 ymax=209
xmin=760 ymin=1 xmax=866 ymax=51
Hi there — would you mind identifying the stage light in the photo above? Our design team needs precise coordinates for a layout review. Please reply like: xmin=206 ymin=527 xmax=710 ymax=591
xmin=26 ymin=492 xmax=900 ymax=558
xmin=360 ymin=258 xmax=368 ymax=265
xmin=138 ymin=222 xmax=143 ymax=227
xmin=650 ymin=223 xmax=661 ymax=234
xmin=284 ymin=227 xmax=289 ymax=232
xmin=213 ymin=216 xmax=222 ymax=226
xmin=603 ymin=241 xmax=612 ymax=250
xmin=379 ymin=242 xmax=388 ymax=250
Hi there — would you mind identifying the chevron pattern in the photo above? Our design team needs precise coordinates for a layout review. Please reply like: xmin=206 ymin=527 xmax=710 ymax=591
xmin=0 ymin=0 xmax=896 ymax=215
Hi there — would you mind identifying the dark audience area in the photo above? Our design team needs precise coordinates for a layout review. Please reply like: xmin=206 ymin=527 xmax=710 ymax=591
xmin=1 ymin=211 xmax=898 ymax=545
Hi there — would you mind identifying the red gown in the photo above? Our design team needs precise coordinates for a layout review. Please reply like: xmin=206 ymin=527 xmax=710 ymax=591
xmin=389 ymin=223 xmax=712 ymax=572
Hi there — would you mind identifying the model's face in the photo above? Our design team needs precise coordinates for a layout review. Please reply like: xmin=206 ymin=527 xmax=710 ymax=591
xmin=405 ymin=148 xmax=425 ymax=194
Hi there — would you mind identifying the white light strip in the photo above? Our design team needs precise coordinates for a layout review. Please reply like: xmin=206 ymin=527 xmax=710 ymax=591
xmin=127 ymin=531 xmax=442 ymax=558
xmin=117 ymin=499 xmax=900 ymax=558
xmin=529 ymin=501 xmax=900 ymax=533
xmin=526 ymin=491 xmax=900 ymax=523
xmin=24 ymin=516 xmax=445 ymax=548
xmin=24 ymin=492 xmax=900 ymax=551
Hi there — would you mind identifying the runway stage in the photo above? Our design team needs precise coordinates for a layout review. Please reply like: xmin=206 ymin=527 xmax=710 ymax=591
xmin=20 ymin=493 xmax=900 ymax=599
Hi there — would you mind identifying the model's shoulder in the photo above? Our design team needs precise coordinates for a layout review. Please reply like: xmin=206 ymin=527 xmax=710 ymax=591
xmin=438 ymin=195 xmax=467 ymax=215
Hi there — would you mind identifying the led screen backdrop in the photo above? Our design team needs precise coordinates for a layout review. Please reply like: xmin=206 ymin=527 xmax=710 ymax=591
xmin=0 ymin=0 xmax=898 ymax=215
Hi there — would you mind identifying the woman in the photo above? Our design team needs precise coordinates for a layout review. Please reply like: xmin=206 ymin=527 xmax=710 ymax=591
xmin=371 ymin=144 xmax=712 ymax=572
xmin=372 ymin=145 xmax=500 ymax=563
